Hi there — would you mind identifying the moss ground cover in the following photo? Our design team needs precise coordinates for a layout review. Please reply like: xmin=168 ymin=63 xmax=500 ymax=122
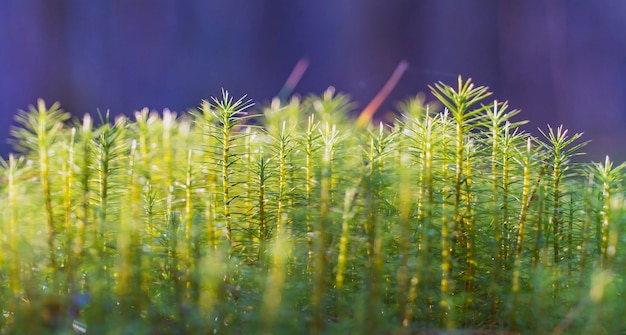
xmin=1 ymin=77 xmax=625 ymax=334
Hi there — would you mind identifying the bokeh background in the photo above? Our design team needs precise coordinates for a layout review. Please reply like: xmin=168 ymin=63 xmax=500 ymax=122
xmin=1 ymin=1 xmax=625 ymax=160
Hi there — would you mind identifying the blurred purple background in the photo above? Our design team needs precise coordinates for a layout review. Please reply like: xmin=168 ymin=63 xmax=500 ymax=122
xmin=1 ymin=1 xmax=625 ymax=160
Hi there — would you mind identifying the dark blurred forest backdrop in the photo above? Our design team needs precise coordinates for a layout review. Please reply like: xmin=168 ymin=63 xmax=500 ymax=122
xmin=1 ymin=1 xmax=625 ymax=160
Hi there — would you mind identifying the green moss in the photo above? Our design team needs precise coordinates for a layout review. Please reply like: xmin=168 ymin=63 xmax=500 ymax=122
xmin=1 ymin=77 xmax=624 ymax=334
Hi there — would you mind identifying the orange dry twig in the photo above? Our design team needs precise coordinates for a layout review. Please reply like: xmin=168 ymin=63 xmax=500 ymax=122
xmin=356 ymin=60 xmax=409 ymax=128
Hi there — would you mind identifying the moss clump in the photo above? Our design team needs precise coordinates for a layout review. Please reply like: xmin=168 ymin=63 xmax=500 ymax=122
xmin=1 ymin=77 xmax=624 ymax=334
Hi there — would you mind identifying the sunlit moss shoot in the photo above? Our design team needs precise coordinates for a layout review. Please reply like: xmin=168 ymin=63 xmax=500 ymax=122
xmin=3 ymin=77 xmax=626 ymax=334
